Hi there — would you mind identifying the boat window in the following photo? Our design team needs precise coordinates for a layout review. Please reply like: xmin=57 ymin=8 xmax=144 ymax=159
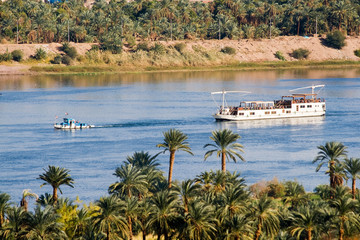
xmin=286 ymin=110 xmax=291 ymax=113
xmin=307 ymin=105 xmax=312 ymax=108
xmin=239 ymin=113 xmax=244 ymax=115
xmin=300 ymin=105 xmax=305 ymax=108
xmin=250 ymin=112 xmax=255 ymax=115
xmin=265 ymin=111 xmax=270 ymax=115
xmin=271 ymin=111 xmax=276 ymax=114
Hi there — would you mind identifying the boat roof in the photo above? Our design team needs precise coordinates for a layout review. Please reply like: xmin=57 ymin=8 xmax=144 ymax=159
xmin=282 ymin=93 xmax=317 ymax=98
xmin=241 ymin=101 xmax=274 ymax=104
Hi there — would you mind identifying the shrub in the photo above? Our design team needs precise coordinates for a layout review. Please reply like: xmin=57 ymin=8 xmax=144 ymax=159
xmin=34 ymin=48 xmax=47 ymax=60
xmin=221 ymin=46 xmax=236 ymax=55
xmin=151 ymin=43 xmax=165 ymax=55
xmin=11 ymin=50 xmax=24 ymax=62
xmin=90 ymin=44 xmax=100 ymax=51
xmin=61 ymin=55 xmax=72 ymax=65
xmin=174 ymin=43 xmax=186 ymax=53
xmin=274 ymin=51 xmax=286 ymax=61
xmin=0 ymin=52 xmax=12 ymax=62
xmin=66 ymin=47 xmax=78 ymax=59
xmin=291 ymin=48 xmax=310 ymax=60
xmin=324 ymin=30 xmax=346 ymax=49
xmin=51 ymin=55 xmax=62 ymax=64
xmin=125 ymin=35 xmax=136 ymax=49
xmin=61 ymin=42 xmax=70 ymax=52
xmin=137 ymin=42 xmax=149 ymax=52
xmin=354 ymin=49 xmax=360 ymax=58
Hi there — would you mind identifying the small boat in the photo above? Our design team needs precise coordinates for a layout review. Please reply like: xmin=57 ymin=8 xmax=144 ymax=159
xmin=212 ymin=85 xmax=326 ymax=121
xmin=54 ymin=118 xmax=93 ymax=129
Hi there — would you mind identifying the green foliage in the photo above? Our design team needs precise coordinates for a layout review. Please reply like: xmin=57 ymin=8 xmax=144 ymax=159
xmin=274 ymin=51 xmax=286 ymax=61
xmin=136 ymin=42 xmax=149 ymax=52
xmin=0 ymin=51 xmax=12 ymax=62
xmin=61 ymin=43 xmax=78 ymax=59
xmin=34 ymin=48 xmax=47 ymax=60
xmin=354 ymin=49 xmax=360 ymax=58
xmin=100 ymin=34 xmax=123 ymax=54
xmin=125 ymin=34 xmax=136 ymax=49
xmin=51 ymin=55 xmax=62 ymax=64
xmin=174 ymin=43 xmax=186 ymax=53
xmin=11 ymin=50 xmax=23 ymax=62
xmin=61 ymin=55 xmax=72 ymax=65
xmin=221 ymin=46 xmax=236 ymax=55
xmin=324 ymin=30 xmax=346 ymax=49
xmin=291 ymin=48 xmax=310 ymax=60
xmin=150 ymin=43 xmax=166 ymax=55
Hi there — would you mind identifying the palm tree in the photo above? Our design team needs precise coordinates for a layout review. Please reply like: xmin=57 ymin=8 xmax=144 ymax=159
xmin=126 ymin=151 xmax=160 ymax=170
xmin=148 ymin=189 xmax=180 ymax=240
xmin=182 ymin=200 xmax=218 ymax=240
xmin=109 ymin=164 xmax=148 ymax=198
xmin=24 ymin=205 xmax=66 ymax=239
xmin=0 ymin=206 xmax=26 ymax=239
xmin=157 ymin=128 xmax=193 ymax=188
xmin=288 ymin=203 xmax=320 ymax=240
xmin=38 ymin=165 xmax=74 ymax=204
xmin=92 ymin=195 xmax=128 ymax=240
xmin=250 ymin=195 xmax=280 ymax=240
xmin=313 ymin=141 xmax=347 ymax=189
xmin=0 ymin=193 xmax=11 ymax=228
xmin=204 ymin=129 xmax=245 ymax=173
xmin=226 ymin=214 xmax=253 ymax=240
xmin=283 ymin=181 xmax=307 ymax=209
xmin=343 ymin=157 xmax=360 ymax=199
xmin=180 ymin=179 xmax=201 ymax=213
xmin=20 ymin=189 xmax=38 ymax=212
xmin=119 ymin=197 xmax=140 ymax=240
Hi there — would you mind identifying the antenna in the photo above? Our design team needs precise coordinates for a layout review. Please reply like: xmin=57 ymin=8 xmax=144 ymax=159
xmin=289 ymin=85 xmax=325 ymax=94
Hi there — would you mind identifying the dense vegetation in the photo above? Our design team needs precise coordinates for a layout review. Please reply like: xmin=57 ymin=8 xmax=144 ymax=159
xmin=0 ymin=0 xmax=359 ymax=45
xmin=1 ymin=128 xmax=360 ymax=240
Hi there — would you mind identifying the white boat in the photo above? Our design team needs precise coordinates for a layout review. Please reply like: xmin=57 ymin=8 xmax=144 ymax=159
xmin=212 ymin=85 xmax=326 ymax=121
xmin=54 ymin=118 xmax=93 ymax=129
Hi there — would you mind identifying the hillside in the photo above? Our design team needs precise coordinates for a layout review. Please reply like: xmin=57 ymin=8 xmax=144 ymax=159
xmin=1 ymin=36 xmax=360 ymax=74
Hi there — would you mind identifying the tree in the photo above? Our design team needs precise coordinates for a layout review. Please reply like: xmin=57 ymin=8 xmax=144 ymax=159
xmin=180 ymin=179 xmax=201 ymax=213
xmin=126 ymin=151 xmax=160 ymax=170
xmin=0 ymin=193 xmax=11 ymax=228
xmin=343 ymin=158 xmax=360 ymax=199
xmin=157 ymin=128 xmax=193 ymax=188
xmin=288 ymin=203 xmax=320 ymax=240
xmin=0 ymin=206 xmax=26 ymax=240
xmin=109 ymin=164 xmax=148 ymax=198
xmin=204 ymin=129 xmax=245 ymax=173
xmin=92 ymin=195 xmax=128 ymax=240
xmin=313 ymin=142 xmax=347 ymax=189
xmin=38 ymin=165 xmax=74 ymax=204
xmin=119 ymin=197 xmax=140 ymax=240
xmin=250 ymin=195 xmax=280 ymax=240
xmin=20 ymin=189 xmax=38 ymax=212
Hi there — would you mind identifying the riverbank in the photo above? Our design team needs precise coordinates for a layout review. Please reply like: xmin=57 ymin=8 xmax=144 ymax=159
xmin=1 ymin=36 xmax=360 ymax=75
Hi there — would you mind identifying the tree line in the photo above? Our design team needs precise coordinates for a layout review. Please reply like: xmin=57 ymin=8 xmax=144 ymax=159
xmin=1 ymin=128 xmax=360 ymax=239
xmin=0 ymin=0 xmax=359 ymax=45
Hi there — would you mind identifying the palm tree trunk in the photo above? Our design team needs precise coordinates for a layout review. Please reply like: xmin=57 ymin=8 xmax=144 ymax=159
xmin=53 ymin=186 xmax=58 ymax=204
xmin=330 ymin=161 xmax=335 ymax=189
xmin=352 ymin=178 xmax=356 ymax=199
xmin=254 ymin=223 xmax=262 ymax=240
xmin=142 ymin=230 xmax=146 ymax=240
xmin=221 ymin=152 xmax=226 ymax=172
xmin=307 ymin=229 xmax=312 ymax=240
xmin=107 ymin=223 xmax=110 ymax=240
xmin=128 ymin=216 xmax=133 ymax=240
xmin=168 ymin=151 xmax=175 ymax=188
xmin=20 ymin=198 xmax=28 ymax=212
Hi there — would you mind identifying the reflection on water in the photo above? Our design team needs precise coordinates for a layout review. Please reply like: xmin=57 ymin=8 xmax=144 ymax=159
xmin=1 ymin=68 xmax=360 ymax=90
xmin=216 ymin=116 xmax=325 ymax=129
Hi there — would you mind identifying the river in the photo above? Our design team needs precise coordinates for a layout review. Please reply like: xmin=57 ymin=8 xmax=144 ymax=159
xmin=0 ymin=69 xmax=359 ymax=203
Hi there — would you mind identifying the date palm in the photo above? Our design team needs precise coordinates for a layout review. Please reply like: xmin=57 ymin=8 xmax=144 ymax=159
xmin=313 ymin=141 xmax=347 ymax=189
xmin=288 ymin=203 xmax=320 ymax=240
xmin=0 ymin=206 xmax=26 ymax=239
xmin=157 ymin=128 xmax=193 ymax=188
xmin=343 ymin=157 xmax=360 ymax=199
xmin=20 ymin=189 xmax=38 ymax=212
xmin=0 ymin=193 xmax=11 ymax=228
xmin=204 ymin=129 xmax=245 ymax=173
xmin=180 ymin=179 xmax=201 ymax=213
xmin=92 ymin=195 xmax=128 ymax=240
xmin=109 ymin=164 xmax=148 ymax=198
xmin=38 ymin=165 xmax=74 ymax=204
xmin=250 ymin=195 xmax=280 ymax=240
xmin=119 ymin=197 xmax=140 ymax=240
xmin=126 ymin=151 xmax=160 ymax=170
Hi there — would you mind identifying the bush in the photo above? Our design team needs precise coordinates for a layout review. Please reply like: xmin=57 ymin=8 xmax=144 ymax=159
xmin=324 ymin=30 xmax=346 ymax=49
xmin=90 ymin=45 xmax=100 ymax=51
xmin=34 ymin=48 xmax=47 ymax=60
xmin=137 ymin=42 xmax=149 ymax=52
xmin=51 ymin=55 xmax=62 ymax=64
xmin=0 ymin=52 xmax=12 ymax=62
xmin=174 ymin=43 xmax=186 ymax=53
xmin=125 ymin=35 xmax=136 ymax=49
xmin=11 ymin=50 xmax=24 ymax=62
xmin=221 ymin=46 xmax=236 ymax=55
xmin=61 ymin=42 xmax=70 ymax=52
xmin=274 ymin=51 xmax=286 ymax=61
xmin=151 ymin=43 xmax=165 ymax=55
xmin=354 ymin=49 xmax=360 ymax=58
xmin=61 ymin=55 xmax=72 ymax=65
xmin=291 ymin=48 xmax=310 ymax=60
xmin=61 ymin=43 xmax=77 ymax=59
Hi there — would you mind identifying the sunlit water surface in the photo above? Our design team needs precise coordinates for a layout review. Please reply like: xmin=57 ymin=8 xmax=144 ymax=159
xmin=0 ymin=69 xmax=359 ymax=204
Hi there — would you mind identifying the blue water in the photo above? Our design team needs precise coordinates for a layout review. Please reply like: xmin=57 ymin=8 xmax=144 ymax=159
xmin=0 ymin=70 xmax=359 ymax=204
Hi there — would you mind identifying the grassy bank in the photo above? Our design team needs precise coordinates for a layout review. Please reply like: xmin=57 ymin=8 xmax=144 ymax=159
xmin=29 ymin=59 xmax=360 ymax=75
